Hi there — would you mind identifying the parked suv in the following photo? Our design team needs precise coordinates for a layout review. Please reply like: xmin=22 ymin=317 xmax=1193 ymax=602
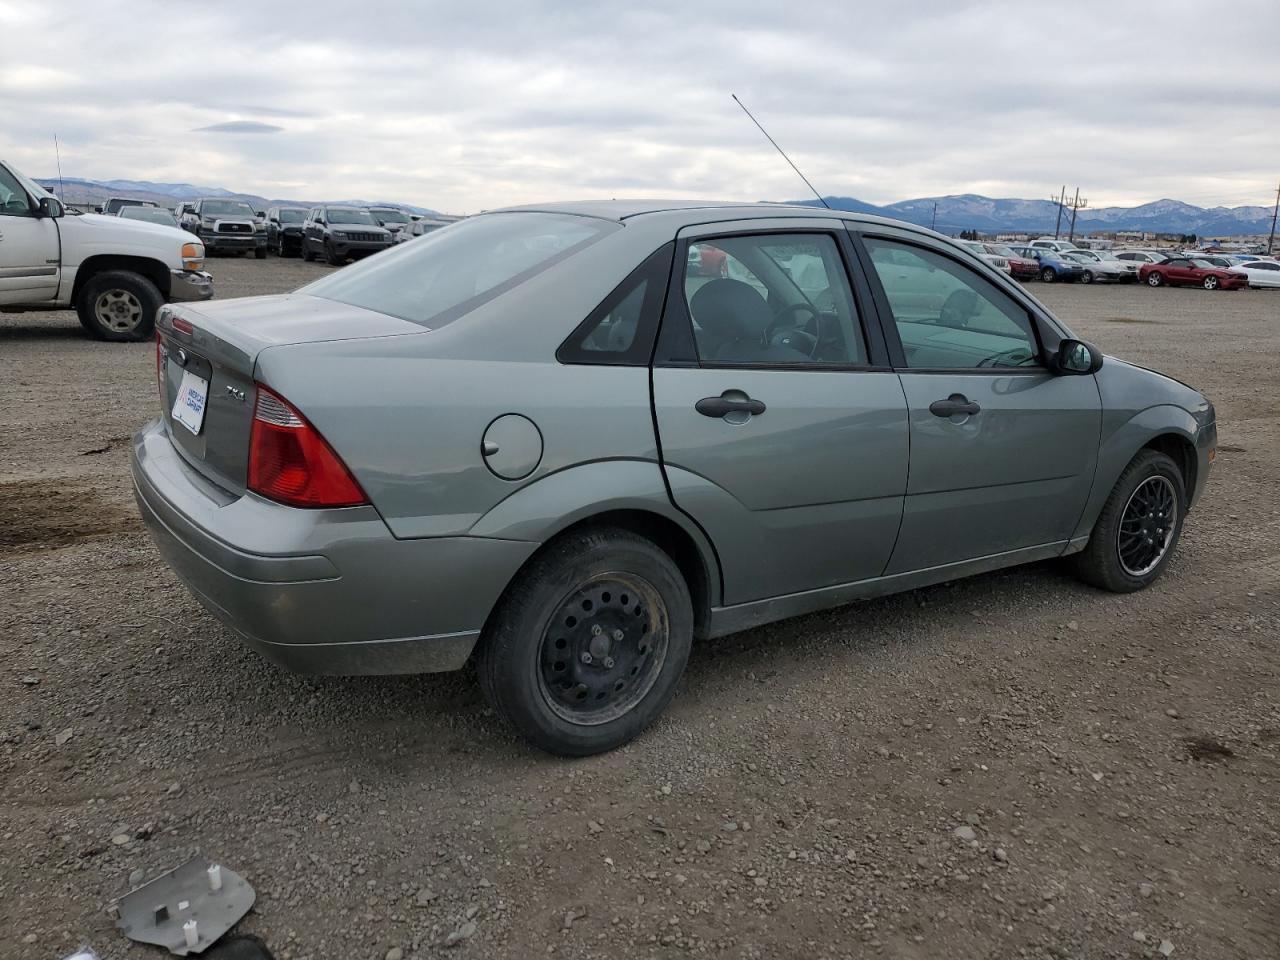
xmin=301 ymin=206 xmax=393 ymax=265
xmin=0 ymin=156 xmax=212 ymax=341
xmin=180 ymin=198 xmax=267 ymax=258
xmin=1030 ymin=238 xmax=1079 ymax=254
xmin=265 ymin=206 xmax=308 ymax=257
xmin=367 ymin=206 xmax=413 ymax=240
xmin=1008 ymin=245 xmax=1085 ymax=282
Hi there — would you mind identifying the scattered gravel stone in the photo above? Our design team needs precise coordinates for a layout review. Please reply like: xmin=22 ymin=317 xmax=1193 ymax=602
xmin=128 ymin=868 xmax=145 ymax=887
xmin=993 ymin=848 xmax=1008 ymax=863
xmin=445 ymin=921 xmax=477 ymax=947
xmin=416 ymin=888 xmax=438 ymax=907
xmin=1139 ymin=882 xmax=1154 ymax=898
xmin=111 ymin=834 xmax=131 ymax=846
xmin=587 ymin=820 xmax=603 ymax=834
xmin=55 ymin=728 xmax=73 ymax=746
xmin=1133 ymin=930 xmax=1148 ymax=943
xmin=1159 ymin=939 xmax=1174 ymax=956
xmin=1166 ymin=709 xmax=1180 ymax=719
xmin=21 ymin=676 xmax=40 ymax=686
xmin=953 ymin=826 xmax=976 ymax=842
xmin=385 ymin=948 xmax=403 ymax=960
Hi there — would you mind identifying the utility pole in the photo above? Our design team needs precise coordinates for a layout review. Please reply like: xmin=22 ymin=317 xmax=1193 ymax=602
xmin=1269 ymin=180 xmax=1279 ymax=256
xmin=930 ymin=202 xmax=937 ymax=232
xmin=1067 ymin=188 xmax=1088 ymax=242
xmin=1052 ymin=186 xmax=1066 ymax=238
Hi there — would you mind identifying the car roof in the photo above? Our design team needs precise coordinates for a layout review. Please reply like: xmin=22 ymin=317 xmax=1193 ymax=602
xmin=483 ymin=198 xmax=961 ymax=239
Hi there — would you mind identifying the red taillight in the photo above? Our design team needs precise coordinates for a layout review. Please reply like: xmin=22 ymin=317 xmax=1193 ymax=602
xmin=172 ymin=315 xmax=195 ymax=335
xmin=247 ymin=385 xmax=367 ymax=508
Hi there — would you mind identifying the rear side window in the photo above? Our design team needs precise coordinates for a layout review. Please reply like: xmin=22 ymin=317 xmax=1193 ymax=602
xmin=558 ymin=244 xmax=673 ymax=365
xmin=302 ymin=212 xmax=616 ymax=329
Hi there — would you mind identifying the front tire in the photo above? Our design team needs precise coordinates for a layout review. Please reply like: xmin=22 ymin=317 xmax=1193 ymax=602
xmin=1069 ymin=449 xmax=1186 ymax=593
xmin=1203 ymin=275 xmax=1219 ymax=290
xmin=75 ymin=270 xmax=162 ymax=342
xmin=478 ymin=527 xmax=693 ymax=756
xmin=1081 ymin=270 xmax=1095 ymax=284
xmin=325 ymin=240 xmax=345 ymax=267
xmin=254 ymin=246 xmax=267 ymax=260
xmin=1040 ymin=267 xmax=1057 ymax=283
xmin=302 ymin=239 xmax=315 ymax=262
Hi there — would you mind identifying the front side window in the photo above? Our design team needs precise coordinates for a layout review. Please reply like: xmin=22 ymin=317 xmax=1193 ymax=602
xmin=864 ymin=238 xmax=1041 ymax=370
xmin=0 ymin=165 xmax=33 ymax=218
xmin=302 ymin=212 xmax=615 ymax=329
xmin=682 ymin=233 xmax=866 ymax=365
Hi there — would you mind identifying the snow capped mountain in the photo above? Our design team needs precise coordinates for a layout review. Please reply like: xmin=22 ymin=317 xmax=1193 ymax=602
xmin=790 ymin=194 xmax=1274 ymax=236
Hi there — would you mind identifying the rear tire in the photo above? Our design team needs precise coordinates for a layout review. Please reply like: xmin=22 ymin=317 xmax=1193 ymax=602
xmin=1040 ymin=267 xmax=1057 ymax=283
xmin=1068 ymin=449 xmax=1186 ymax=593
xmin=478 ymin=527 xmax=693 ymax=756
xmin=75 ymin=269 xmax=162 ymax=342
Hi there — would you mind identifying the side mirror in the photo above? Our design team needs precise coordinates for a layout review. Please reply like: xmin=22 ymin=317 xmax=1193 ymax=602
xmin=1053 ymin=339 xmax=1103 ymax=375
xmin=37 ymin=196 xmax=63 ymax=218
xmin=256 ymin=211 xmax=266 ymax=218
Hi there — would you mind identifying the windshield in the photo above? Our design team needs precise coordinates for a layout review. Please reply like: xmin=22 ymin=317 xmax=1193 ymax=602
xmin=278 ymin=209 xmax=306 ymax=223
xmin=986 ymin=245 xmax=1017 ymax=257
xmin=302 ymin=212 xmax=616 ymax=328
xmin=371 ymin=208 xmax=410 ymax=223
xmin=1189 ymin=259 xmax=1214 ymax=268
xmin=122 ymin=207 xmax=177 ymax=225
xmin=201 ymin=200 xmax=256 ymax=218
xmin=327 ymin=207 xmax=377 ymax=225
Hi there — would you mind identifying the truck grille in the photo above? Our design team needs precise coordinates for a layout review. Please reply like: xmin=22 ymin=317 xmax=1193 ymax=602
xmin=342 ymin=232 xmax=384 ymax=243
xmin=216 ymin=222 xmax=253 ymax=234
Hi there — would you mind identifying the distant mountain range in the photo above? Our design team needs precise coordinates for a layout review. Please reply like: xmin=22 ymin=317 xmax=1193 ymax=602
xmin=789 ymin=193 xmax=1276 ymax=237
xmin=34 ymin=177 xmax=438 ymax=216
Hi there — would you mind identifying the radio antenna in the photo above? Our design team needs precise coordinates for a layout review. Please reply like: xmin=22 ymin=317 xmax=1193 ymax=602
xmin=731 ymin=93 xmax=831 ymax=210
xmin=53 ymin=134 xmax=66 ymax=200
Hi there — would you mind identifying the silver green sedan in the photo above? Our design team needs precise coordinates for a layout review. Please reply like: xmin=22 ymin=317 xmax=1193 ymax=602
xmin=133 ymin=201 xmax=1216 ymax=755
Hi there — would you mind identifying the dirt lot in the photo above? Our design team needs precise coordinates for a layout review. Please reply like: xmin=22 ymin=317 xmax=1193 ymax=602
xmin=2 ymin=257 xmax=1278 ymax=960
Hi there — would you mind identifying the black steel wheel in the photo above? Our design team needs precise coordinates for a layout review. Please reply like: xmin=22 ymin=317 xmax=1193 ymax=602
xmin=1069 ymin=449 xmax=1186 ymax=592
xmin=537 ymin=574 xmax=669 ymax=726
xmin=478 ymin=526 xmax=693 ymax=756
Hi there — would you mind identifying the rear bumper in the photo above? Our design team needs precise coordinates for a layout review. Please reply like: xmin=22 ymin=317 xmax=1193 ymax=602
xmin=168 ymin=269 xmax=214 ymax=302
xmin=130 ymin=419 xmax=537 ymax=675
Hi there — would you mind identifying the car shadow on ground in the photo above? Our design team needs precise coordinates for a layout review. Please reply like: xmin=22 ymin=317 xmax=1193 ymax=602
xmin=0 ymin=319 xmax=91 ymax=341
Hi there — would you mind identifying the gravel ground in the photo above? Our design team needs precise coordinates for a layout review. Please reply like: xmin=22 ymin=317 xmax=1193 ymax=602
xmin=2 ymin=258 xmax=1278 ymax=960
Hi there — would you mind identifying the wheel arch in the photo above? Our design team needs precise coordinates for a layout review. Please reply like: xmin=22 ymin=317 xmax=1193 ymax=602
xmin=1071 ymin=406 xmax=1199 ymax=543
xmin=468 ymin=460 xmax=722 ymax=638
xmin=72 ymin=255 xmax=171 ymax=301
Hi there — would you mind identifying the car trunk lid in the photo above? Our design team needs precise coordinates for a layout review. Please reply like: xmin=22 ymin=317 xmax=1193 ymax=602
xmin=157 ymin=293 xmax=423 ymax=496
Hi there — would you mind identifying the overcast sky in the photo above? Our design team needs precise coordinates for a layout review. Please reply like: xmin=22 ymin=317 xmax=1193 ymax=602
xmin=1 ymin=0 xmax=1275 ymax=213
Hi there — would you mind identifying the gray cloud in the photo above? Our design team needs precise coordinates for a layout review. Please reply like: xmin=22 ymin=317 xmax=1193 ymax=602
xmin=193 ymin=121 xmax=285 ymax=134
xmin=0 ymin=0 xmax=1275 ymax=214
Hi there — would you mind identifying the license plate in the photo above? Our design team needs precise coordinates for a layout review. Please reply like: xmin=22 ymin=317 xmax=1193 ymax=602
xmin=171 ymin=369 xmax=209 ymax=435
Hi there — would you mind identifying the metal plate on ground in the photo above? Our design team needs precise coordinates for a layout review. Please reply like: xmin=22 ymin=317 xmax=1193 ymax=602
xmin=116 ymin=857 xmax=254 ymax=955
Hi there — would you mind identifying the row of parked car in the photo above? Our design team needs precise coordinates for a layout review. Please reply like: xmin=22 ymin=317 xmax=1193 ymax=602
xmin=955 ymin=236 xmax=1279 ymax=290
xmin=100 ymin=196 xmax=456 ymax=265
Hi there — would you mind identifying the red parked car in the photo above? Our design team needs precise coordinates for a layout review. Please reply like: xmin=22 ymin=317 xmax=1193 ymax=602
xmin=985 ymin=243 xmax=1038 ymax=280
xmin=1139 ymin=257 xmax=1249 ymax=291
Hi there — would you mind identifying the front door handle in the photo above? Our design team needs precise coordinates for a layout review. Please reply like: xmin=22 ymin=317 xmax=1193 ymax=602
xmin=696 ymin=394 xmax=766 ymax=418
xmin=929 ymin=394 xmax=981 ymax=418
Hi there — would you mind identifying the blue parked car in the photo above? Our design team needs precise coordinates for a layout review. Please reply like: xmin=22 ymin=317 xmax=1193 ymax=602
xmin=1009 ymin=245 xmax=1085 ymax=283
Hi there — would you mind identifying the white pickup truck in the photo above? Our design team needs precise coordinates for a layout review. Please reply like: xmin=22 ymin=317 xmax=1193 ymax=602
xmin=0 ymin=157 xmax=213 ymax=341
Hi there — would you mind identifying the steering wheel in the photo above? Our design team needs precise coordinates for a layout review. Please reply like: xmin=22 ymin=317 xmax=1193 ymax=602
xmin=766 ymin=302 xmax=821 ymax=357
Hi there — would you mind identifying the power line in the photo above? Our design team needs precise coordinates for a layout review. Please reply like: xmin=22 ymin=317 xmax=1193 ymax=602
xmin=1269 ymin=180 xmax=1279 ymax=255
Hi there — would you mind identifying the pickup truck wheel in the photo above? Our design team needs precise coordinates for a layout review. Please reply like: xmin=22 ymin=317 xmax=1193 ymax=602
xmin=1068 ymin=450 xmax=1185 ymax=593
xmin=75 ymin=270 xmax=161 ymax=342
xmin=478 ymin=527 xmax=693 ymax=756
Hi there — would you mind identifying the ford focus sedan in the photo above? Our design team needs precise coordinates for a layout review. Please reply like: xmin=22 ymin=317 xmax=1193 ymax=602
xmin=133 ymin=201 xmax=1216 ymax=756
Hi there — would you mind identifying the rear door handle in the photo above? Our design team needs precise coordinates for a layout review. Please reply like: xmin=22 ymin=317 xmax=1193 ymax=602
xmin=929 ymin=394 xmax=981 ymax=418
xmin=696 ymin=394 xmax=766 ymax=418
